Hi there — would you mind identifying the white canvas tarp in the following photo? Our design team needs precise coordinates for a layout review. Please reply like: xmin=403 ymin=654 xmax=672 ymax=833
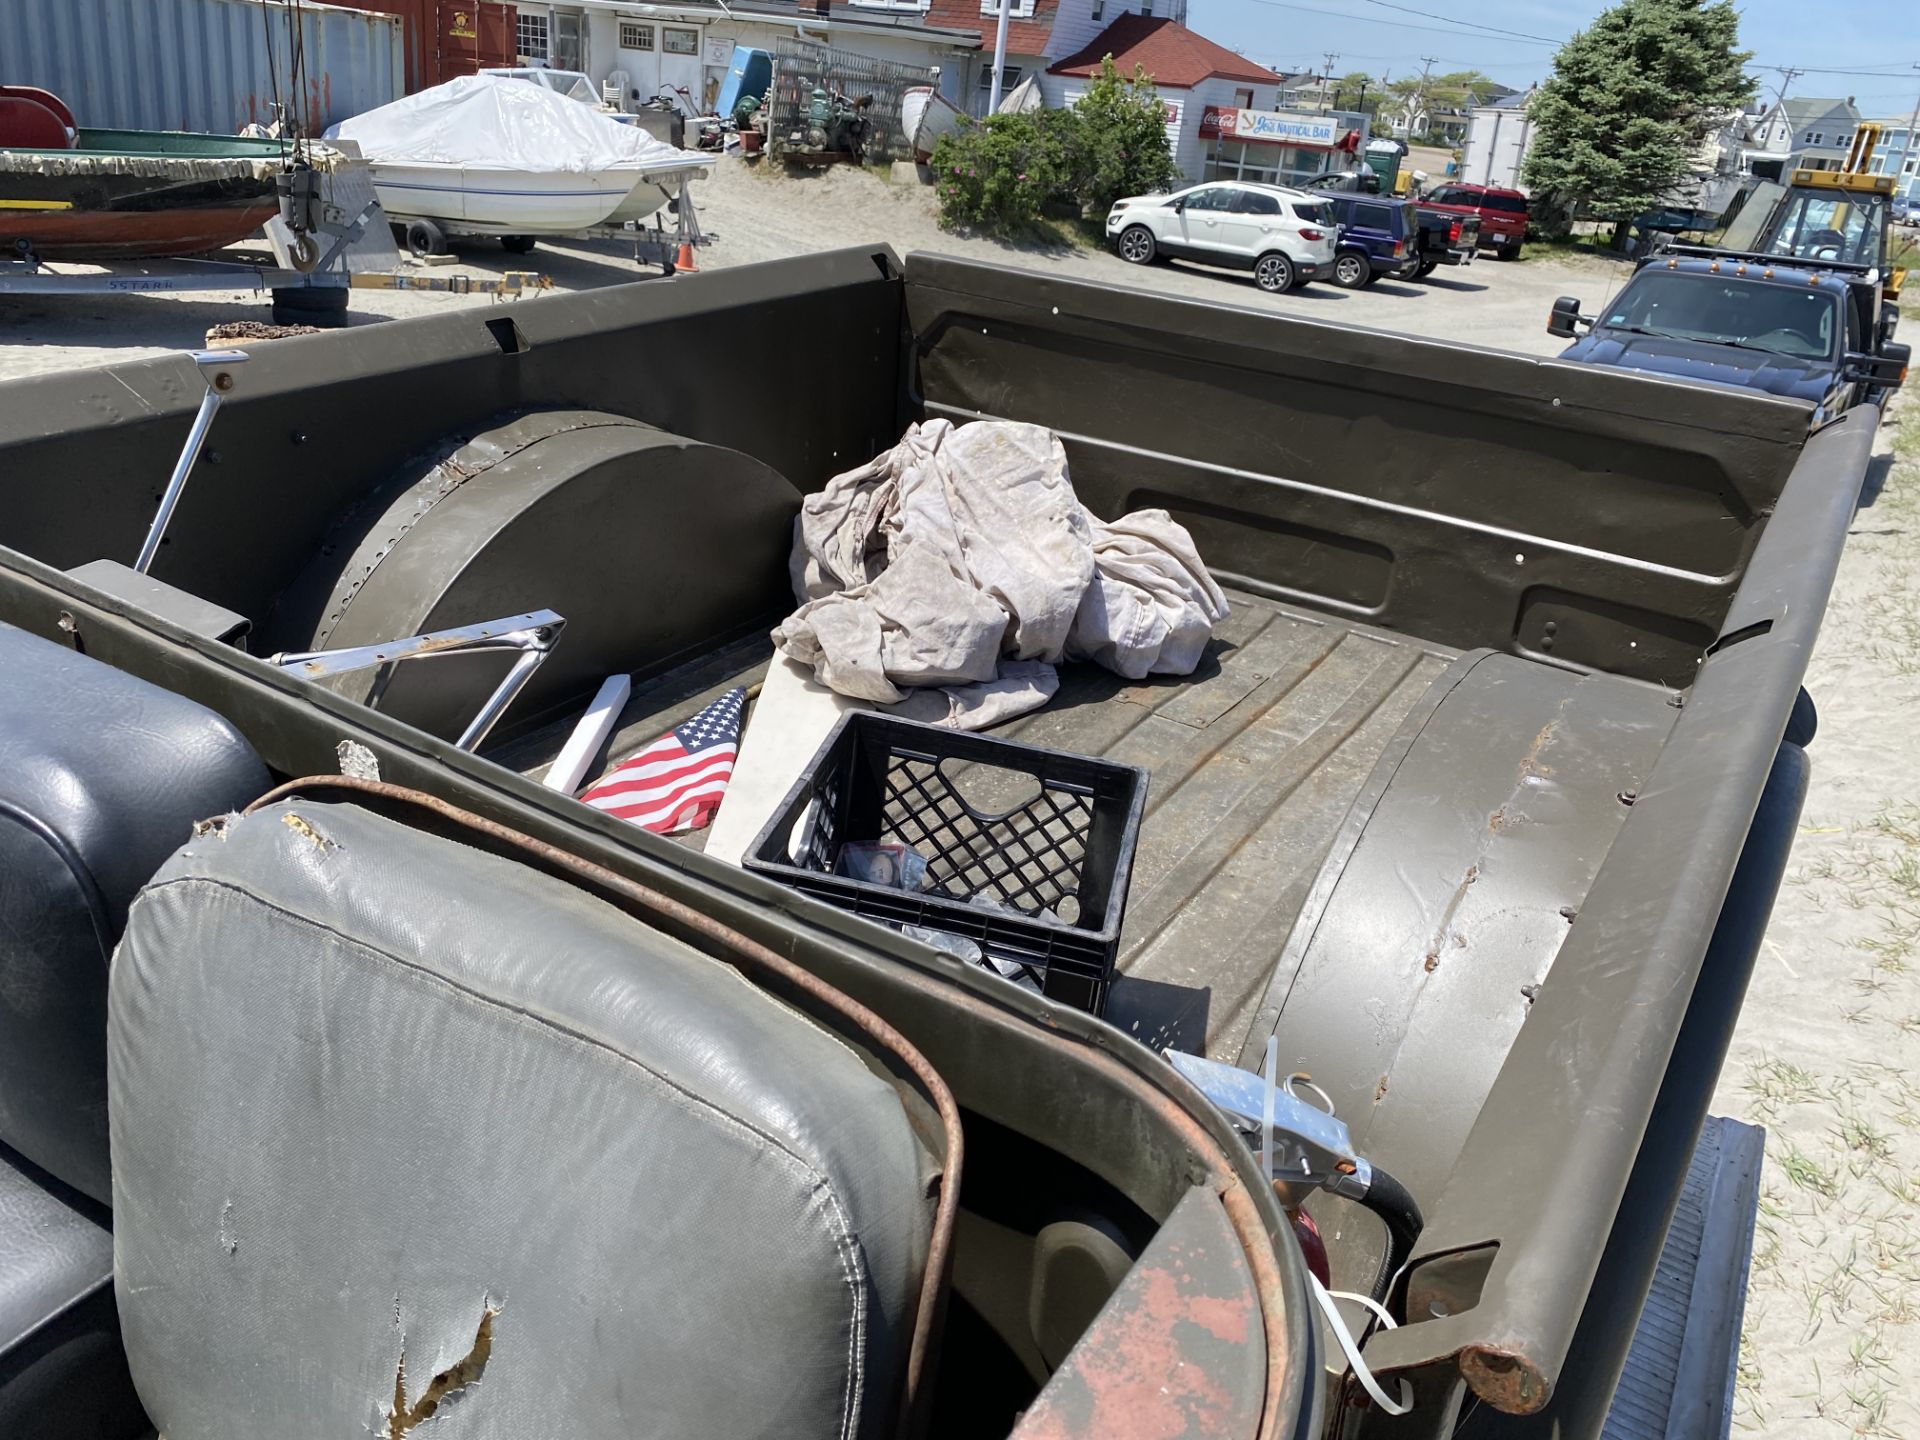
xmin=325 ymin=74 xmax=696 ymax=172
xmin=773 ymin=420 xmax=1229 ymax=731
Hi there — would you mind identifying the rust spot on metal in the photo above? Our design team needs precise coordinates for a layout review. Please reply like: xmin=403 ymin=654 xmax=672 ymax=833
xmin=1460 ymin=1345 xmax=1550 ymax=1414
xmin=1423 ymin=952 xmax=1440 ymax=973
xmin=1014 ymin=1232 xmax=1255 ymax=1439
xmin=1373 ymin=1074 xmax=1389 ymax=1105
xmin=1486 ymin=805 xmax=1506 ymax=833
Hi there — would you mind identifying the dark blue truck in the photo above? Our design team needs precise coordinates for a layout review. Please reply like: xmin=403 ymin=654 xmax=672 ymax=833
xmin=1549 ymin=250 xmax=1909 ymax=420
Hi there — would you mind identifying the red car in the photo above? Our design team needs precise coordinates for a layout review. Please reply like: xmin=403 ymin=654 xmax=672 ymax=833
xmin=1418 ymin=183 xmax=1530 ymax=259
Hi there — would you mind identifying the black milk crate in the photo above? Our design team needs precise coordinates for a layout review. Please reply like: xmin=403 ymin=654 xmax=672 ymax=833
xmin=743 ymin=713 xmax=1148 ymax=1014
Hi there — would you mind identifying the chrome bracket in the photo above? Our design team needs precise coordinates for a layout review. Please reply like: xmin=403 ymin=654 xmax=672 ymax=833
xmin=272 ymin=610 xmax=566 ymax=752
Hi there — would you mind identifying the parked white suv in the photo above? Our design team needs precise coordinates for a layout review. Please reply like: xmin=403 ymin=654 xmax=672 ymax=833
xmin=1106 ymin=182 xmax=1336 ymax=293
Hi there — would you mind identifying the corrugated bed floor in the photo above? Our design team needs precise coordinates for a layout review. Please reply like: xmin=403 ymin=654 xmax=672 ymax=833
xmin=513 ymin=592 xmax=1456 ymax=1059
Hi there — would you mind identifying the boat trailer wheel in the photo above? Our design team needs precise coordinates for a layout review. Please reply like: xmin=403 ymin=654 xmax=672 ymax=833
xmin=405 ymin=218 xmax=447 ymax=258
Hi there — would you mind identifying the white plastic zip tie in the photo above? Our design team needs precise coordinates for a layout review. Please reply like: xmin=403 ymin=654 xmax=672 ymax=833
xmin=1308 ymin=1273 xmax=1413 ymax=1416
xmin=1327 ymin=1288 xmax=1401 ymax=1335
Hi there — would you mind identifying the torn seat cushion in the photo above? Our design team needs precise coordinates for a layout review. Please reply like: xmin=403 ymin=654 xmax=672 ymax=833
xmin=110 ymin=800 xmax=937 ymax=1440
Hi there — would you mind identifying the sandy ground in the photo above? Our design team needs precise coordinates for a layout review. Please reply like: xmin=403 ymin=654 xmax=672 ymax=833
xmin=1711 ymin=390 xmax=1920 ymax=1438
xmin=2 ymin=156 xmax=1914 ymax=1430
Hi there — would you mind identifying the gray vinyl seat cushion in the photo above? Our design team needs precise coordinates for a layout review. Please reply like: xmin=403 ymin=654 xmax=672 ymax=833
xmin=110 ymin=798 xmax=937 ymax=1440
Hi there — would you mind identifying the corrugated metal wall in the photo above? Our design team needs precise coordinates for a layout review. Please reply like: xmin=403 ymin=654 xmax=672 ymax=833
xmin=0 ymin=0 xmax=405 ymax=135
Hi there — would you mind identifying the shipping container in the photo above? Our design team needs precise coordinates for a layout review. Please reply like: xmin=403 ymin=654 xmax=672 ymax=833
xmin=322 ymin=1 xmax=515 ymax=90
xmin=0 ymin=0 xmax=405 ymax=135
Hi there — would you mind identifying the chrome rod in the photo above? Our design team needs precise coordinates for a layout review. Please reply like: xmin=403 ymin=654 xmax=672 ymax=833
xmin=134 ymin=349 xmax=250 ymax=575
xmin=272 ymin=610 xmax=565 ymax=753
xmin=455 ymin=644 xmax=549 ymax=752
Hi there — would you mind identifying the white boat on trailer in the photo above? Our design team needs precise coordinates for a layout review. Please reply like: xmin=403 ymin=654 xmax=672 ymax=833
xmin=326 ymin=75 xmax=712 ymax=255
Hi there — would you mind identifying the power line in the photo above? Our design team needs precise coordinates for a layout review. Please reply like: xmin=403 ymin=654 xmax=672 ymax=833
xmin=1776 ymin=62 xmax=1920 ymax=76
xmin=1345 ymin=0 xmax=1564 ymax=46
xmin=1233 ymin=0 xmax=1560 ymax=47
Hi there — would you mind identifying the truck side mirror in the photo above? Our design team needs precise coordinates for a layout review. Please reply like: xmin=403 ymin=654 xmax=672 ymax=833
xmin=1846 ymin=343 xmax=1910 ymax=389
xmin=1547 ymin=296 xmax=1586 ymax=339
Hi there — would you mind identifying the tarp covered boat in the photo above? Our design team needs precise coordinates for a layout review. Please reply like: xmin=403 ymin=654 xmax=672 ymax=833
xmin=326 ymin=75 xmax=713 ymax=238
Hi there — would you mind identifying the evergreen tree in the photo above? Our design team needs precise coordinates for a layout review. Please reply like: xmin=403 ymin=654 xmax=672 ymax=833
xmin=1522 ymin=0 xmax=1754 ymax=242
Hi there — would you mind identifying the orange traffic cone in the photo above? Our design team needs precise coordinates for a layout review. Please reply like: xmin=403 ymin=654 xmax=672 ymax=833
xmin=674 ymin=240 xmax=697 ymax=273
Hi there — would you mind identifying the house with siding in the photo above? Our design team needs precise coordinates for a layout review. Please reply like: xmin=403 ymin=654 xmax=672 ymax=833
xmin=1859 ymin=116 xmax=1918 ymax=202
xmin=510 ymin=0 xmax=1203 ymax=118
xmin=1047 ymin=15 xmax=1367 ymax=185
xmin=509 ymin=0 xmax=1357 ymax=185
xmin=1747 ymin=96 xmax=1861 ymax=176
xmin=915 ymin=0 xmax=1193 ymax=116
xmin=511 ymin=0 xmax=978 ymax=115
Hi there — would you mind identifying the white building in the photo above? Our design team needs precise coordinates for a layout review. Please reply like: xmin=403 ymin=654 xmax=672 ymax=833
xmin=510 ymin=0 xmax=978 ymax=114
xmin=1045 ymin=15 xmax=1367 ymax=185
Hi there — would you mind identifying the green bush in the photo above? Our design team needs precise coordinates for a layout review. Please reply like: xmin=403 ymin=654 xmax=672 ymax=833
xmin=1068 ymin=58 xmax=1179 ymax=214
xmin=931 ymin=58 xmax=1178 ymax=234
xmin=931 ymin=110 xmax=1076 ymax=234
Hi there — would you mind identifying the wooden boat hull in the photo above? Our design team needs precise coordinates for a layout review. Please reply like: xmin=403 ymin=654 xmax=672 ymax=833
xmin=0 ymin=185 xmax=276 ymax=260
xmin=1 ymin=125 xmax=289 ymax=260
xmin=900 ymin=86 xmax=963 ymax=162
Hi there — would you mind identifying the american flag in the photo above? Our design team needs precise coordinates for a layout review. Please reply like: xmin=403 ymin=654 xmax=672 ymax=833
xmin=579 ymin=687 xmax=746 ymax=835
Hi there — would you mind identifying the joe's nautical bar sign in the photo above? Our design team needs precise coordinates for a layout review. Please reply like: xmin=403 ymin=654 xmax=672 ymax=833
xmin=1199 ymin=109 xmax=1341 ymax=145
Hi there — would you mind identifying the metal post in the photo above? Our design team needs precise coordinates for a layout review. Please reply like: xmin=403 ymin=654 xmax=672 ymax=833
xmin=987 ymin=0 xmax=1011 ymax=114
xmin=1890 ymin=67 xmax=1920 ymax=205
xmin=134 ymin=349 xmax=249 ymax=575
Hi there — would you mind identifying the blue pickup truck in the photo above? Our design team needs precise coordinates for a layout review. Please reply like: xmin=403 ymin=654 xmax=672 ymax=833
xmin=1548 ymin=251 xmax=1908 ymax=420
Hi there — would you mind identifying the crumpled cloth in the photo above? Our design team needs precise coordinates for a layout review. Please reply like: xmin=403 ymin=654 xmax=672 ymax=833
xmin=1069 ymin=510 xmax=1229 ymax=680
xmin=772 ymin=419 xmax=1228 ymax=729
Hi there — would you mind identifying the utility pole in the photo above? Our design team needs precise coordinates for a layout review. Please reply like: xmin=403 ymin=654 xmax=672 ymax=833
xmin=1889 ymin=64 xmax=1920 ymax=204
xmin=987 ymin=0 xmax=1012 ymax=114
xmin=1321 ymin=52 xmax=1339 ymax=113
xmin=1769 ymin=66 xmax=1802 ymax=110
xmin=1412 ymin=56 xmax=1437 ymax=139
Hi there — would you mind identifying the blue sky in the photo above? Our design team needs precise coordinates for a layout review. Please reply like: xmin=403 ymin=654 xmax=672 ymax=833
xmin=1186 ymin=0 xmax=1920 ymax=119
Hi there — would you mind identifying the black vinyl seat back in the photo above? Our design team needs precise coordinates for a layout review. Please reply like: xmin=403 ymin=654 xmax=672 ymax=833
xmin=0 ymin=622 xmax=269 ymax=1204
